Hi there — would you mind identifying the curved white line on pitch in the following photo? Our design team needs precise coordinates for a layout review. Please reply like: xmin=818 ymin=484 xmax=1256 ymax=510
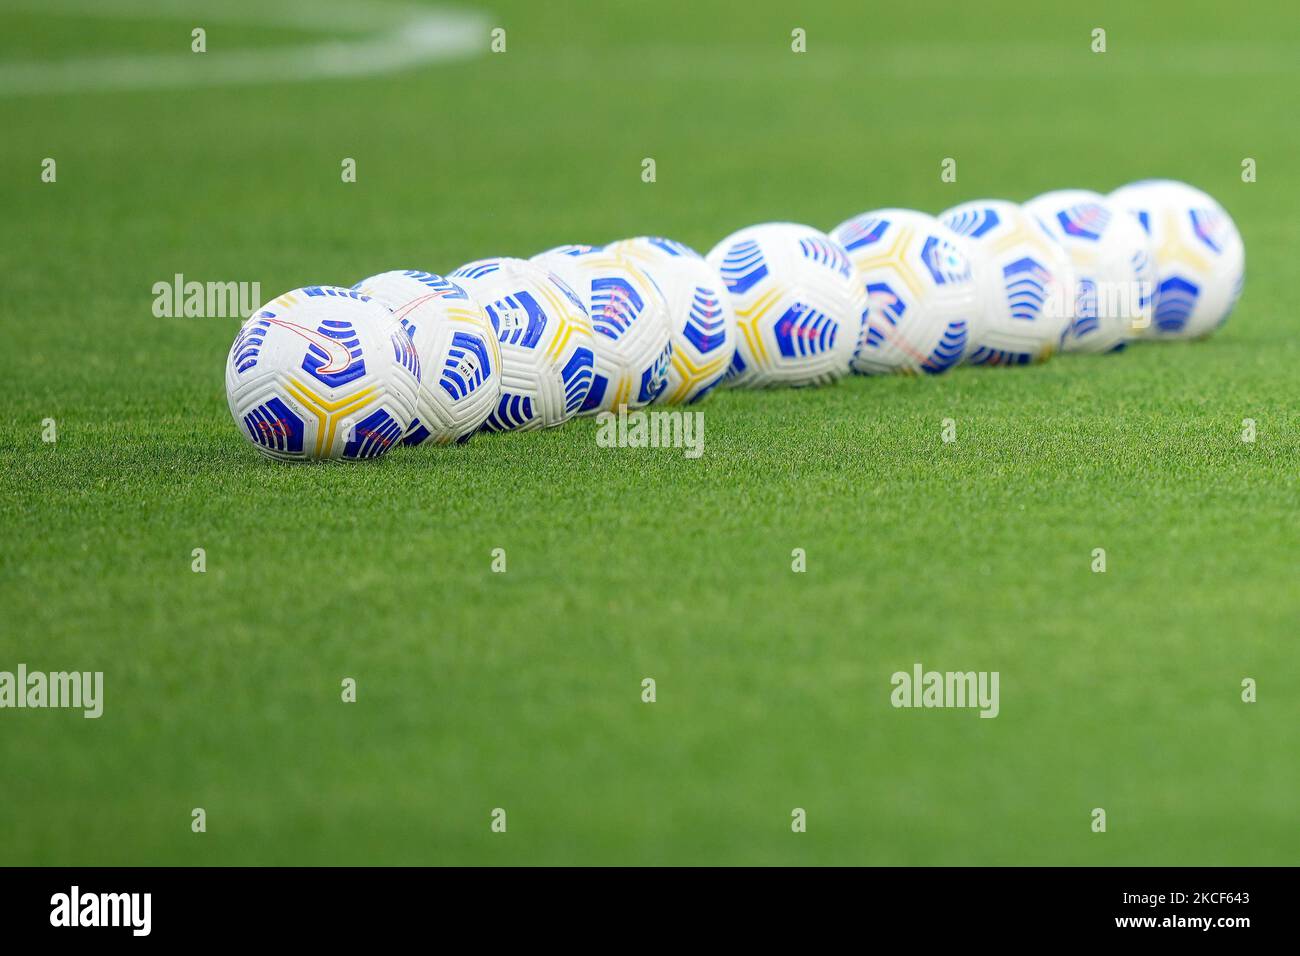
xmin=0 ymin=0 xmax=489 ymax=96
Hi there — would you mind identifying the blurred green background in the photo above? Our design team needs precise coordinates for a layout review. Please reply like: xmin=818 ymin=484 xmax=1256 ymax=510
xmin=0 ymin=0 xmax=1296 ymax=865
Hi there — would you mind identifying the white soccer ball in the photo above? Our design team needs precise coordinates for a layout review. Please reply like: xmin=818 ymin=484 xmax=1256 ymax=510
xmin=351 ymin=270 xmax=501 ymax=445
xmin=446 ymin=257 xmax=595 ymax=431
xmin=939 ymin=199 xmax=1074 ymax=365
xmin=531 ymin=245 xmax=673 ymax=412
xmin=705 ymin=222 xmax=864 ymax=387
xmin=1024 ymin=189 xmax=1154 ymax=353
xmin=225 ymin=286 xmax=420 ymax=461
xmin=1108 ymin=179 xmax=1245 ymax=340
xmin=828 ymin=208 xmax=978 ymax=375
xmin=602 ymin=236 xmax=737 ymax=404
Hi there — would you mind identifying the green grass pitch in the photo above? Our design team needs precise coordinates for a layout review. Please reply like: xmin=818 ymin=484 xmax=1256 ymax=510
xmin=1 ymin=0 xmax=1297 ymax=865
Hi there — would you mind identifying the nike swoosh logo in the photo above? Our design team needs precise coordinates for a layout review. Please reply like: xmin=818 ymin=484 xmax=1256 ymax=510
xmin=266 ymin=319 xmax=354 ymax=374
xmin=391 ymin=293 xmax=438 ymax=322
xmin=866 ymin=290 xmax=901 ymax=311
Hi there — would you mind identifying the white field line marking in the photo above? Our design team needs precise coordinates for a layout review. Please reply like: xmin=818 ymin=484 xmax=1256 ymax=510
xmin=0 ymin=0 xmax=489 ymax=96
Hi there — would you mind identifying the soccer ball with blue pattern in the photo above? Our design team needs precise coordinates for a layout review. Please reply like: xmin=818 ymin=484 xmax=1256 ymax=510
xmin=351 ymin=270 xmax=502 ymax=445
xmin=225 ymin=286 xmax=419 ymax=462
xmin=603 ymin=236 xmax=737 ymax=405
xmin=531 ymin=245 xmax=673 ymax=413
xmin=1024 ymin=189 xmax=1154 ymax=353
xmin=705 ymin=222 xmax=865 ymax=387
xmin=447 ymin=257 xmax=595 ymax=431
xmin=1108 ymin=179 xmax=1244 ymax=341
xmin=939 ymin=199 xmax=1075 ymax=365
xmin=829 ymin=208 xmax=979 ymax=375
